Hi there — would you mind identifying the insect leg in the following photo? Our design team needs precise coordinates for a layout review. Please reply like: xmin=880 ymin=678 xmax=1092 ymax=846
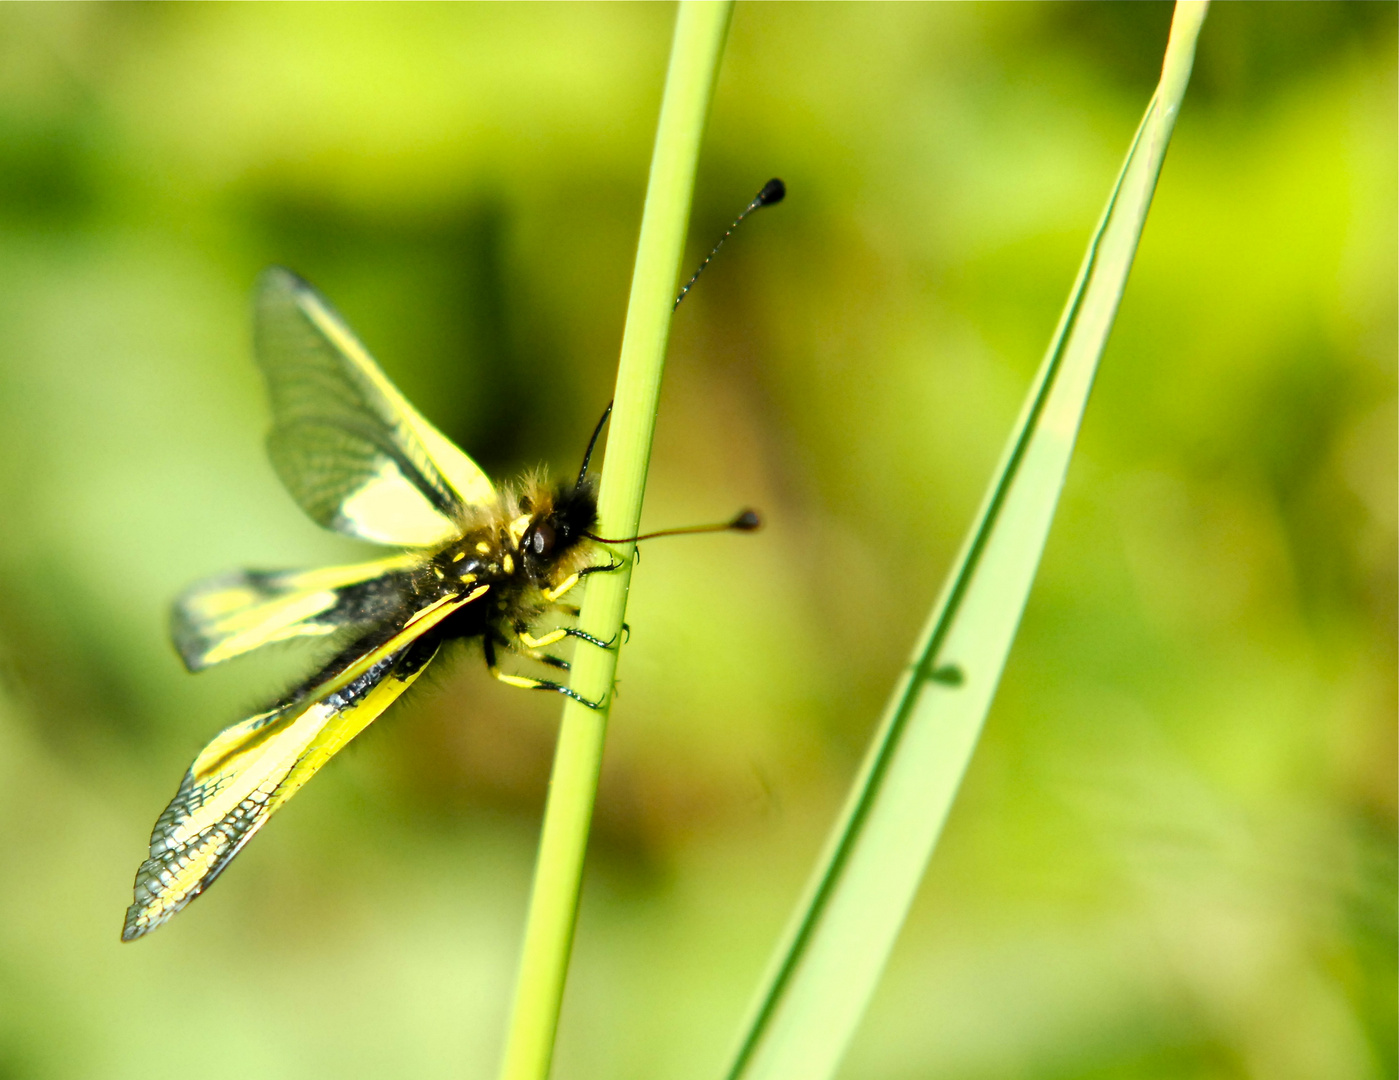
xmin=497 ymin=628 xmax=572 ymax=672
xmin=540 ymin=574 xmax=579 ymax=603
xmin=518 ymin=625 xmax=617 ymax=651
xmin=484 ymin=634 xmax=601 ymax=709
xmin=578 ymin=557 xmax=627 ymax=578
xmin=495 ymin=668 xmax=599 ymax=707
xmin=536 ymin=559 xmax=630 ymax=650
xmin=541 ymin=558 xmax=625 ymax=604
xmin=563 ymin=628 xmax=616 ymax=649
xmin=547 ymin=604 xmax=629 ymax=644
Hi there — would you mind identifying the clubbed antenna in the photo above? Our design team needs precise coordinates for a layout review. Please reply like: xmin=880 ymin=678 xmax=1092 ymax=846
xmin=673 ymin=178 xmax=786 ymax=310
xmin=585 ymin=508 xmax=762 ymax=545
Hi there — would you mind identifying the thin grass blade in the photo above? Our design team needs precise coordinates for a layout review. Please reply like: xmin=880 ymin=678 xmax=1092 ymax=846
xmin=722 ymin=5 xmax=1208 ymax=1079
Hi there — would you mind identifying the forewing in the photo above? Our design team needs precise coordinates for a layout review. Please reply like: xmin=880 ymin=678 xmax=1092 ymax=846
xmin=255 ymin=267 xmax=496 ymax=546
xmin=123 ymin=586 xmax=487 ymax=941
xmin=171 ymin=554 xmax=422 ymax=671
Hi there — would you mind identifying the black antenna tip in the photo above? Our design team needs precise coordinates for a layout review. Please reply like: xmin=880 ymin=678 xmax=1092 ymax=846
xmin=730 ymin=509 xmax=762 ymax=532
xmin=756 ymin=178 xmax=786 ymax=207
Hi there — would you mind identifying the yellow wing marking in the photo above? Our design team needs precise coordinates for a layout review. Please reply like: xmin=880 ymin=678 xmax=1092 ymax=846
xmin=255 ymin=268 xmax=498 ymax=546
xmin=172 ymin=554 xmax=422 ymax=671
xmin=403 ymin=591 xmax=462 ymax=628
xmin=122 ymin=588 xmax=484 ymax=941
xmin=296 ymin=290 xmax=496 ymax=510
xmin=308 ymin=585 xmax=487 ymax=703
xmin=331 ymin=459 xmax=457 ymax=548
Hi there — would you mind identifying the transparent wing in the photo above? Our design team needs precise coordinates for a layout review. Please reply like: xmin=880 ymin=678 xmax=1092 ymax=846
xmin=171 ymin=554 xmax=422 ymax=671
xmin=255 ymin=267 xmax=496 ymax=547
xmin=122 ymin=586 xmax=487 ymax=941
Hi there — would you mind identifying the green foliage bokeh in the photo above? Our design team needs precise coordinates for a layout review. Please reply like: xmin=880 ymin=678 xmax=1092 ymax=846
xmin=0 ymin=4 xmax=1391 ymax=1079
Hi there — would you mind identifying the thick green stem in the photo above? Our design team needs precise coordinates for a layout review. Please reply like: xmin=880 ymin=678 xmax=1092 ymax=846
xmin=495 ymin=5 xmax=732 ymax=1080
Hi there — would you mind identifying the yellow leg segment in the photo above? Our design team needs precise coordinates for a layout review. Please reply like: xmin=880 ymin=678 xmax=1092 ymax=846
xmin=541 ymin=573 xmax=579 ymax=604
xmin=519 ymin=628 xmax=568 ymax=649
xmin=493 ymin=670 xmax=546 ymax=691
xmin=488 ymin=662 xmax=600 ymax=709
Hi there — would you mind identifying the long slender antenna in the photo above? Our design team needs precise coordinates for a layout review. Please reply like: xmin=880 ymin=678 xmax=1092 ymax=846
xmin=575 ymin=401 xmax=612 ymax=489
xmin=585 ymin=509 xmax=761 ymax=545
xmin=673 ymin=178 xmax=785 ymax=311
xmin=573 ymin=181 xmax=782 ymax=508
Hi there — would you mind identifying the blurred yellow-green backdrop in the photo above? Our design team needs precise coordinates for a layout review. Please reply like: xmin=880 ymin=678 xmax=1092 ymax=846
xmin=0 ymin=4 xmax=1392 ymax=1079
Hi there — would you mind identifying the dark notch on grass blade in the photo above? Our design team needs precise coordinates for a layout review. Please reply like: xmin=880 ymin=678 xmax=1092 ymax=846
xmin=929 ymin=664 xmax=965 ymax=687
xmin=674 ymin=178 xmax=786 ymax=310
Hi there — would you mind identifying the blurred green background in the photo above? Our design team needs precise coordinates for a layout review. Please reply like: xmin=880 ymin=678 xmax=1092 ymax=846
xmin=0 ymin=3 xmax=1392 ymax=1078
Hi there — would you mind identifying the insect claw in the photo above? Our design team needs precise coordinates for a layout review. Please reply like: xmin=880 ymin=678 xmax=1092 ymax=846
xmin=563 ymin=628 xmax=617 ymax=650
xmin=578 ymin=557 xmax=627 ymax=579
xmin=540 ymin=682 xmax=605 ymax=709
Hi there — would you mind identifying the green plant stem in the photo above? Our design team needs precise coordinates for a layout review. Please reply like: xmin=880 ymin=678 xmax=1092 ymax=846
xmin=495 ymin=5 xmax=732 ymax=1080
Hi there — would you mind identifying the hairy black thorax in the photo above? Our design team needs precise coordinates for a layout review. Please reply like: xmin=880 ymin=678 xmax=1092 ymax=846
xmin=420 ymin=475 xmax=600 ymax=646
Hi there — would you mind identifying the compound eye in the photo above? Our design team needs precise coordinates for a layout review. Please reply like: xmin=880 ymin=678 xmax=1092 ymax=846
xmin=528 ymin=521 xmax=556 ymax=558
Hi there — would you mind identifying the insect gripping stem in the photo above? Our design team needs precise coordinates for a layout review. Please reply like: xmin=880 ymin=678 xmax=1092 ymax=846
xmin=495 ymin=6 xmax=735 ymax=1080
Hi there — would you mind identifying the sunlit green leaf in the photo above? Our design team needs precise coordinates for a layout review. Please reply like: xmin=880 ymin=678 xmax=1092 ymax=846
xmin=722 ymin=6 xmax=1209 ymax=1079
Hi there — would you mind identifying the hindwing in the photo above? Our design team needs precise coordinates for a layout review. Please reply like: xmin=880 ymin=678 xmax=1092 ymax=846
xmin=171 ymin=554 xmax=422 ymax=671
